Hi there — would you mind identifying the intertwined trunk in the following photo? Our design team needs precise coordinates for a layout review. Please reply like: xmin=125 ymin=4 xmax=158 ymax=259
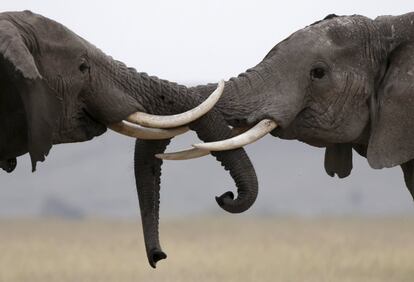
xmin=114 ymin=70 xmax=259 ymax=267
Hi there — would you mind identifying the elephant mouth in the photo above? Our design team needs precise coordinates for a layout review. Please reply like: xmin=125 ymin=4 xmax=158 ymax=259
xmin=56 ymin=109 xmax=108 ymax=143
xmin=53 ymin=107 xmax=107 ymax=145
xmin=269 ymin=124 xmax=283 ymax=137
xmin=83 ymin=109 xmax=107 ymax=133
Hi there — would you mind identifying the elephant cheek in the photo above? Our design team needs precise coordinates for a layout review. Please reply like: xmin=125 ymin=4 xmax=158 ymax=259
xmin=340 ymin=107 xmax=370 ymax=143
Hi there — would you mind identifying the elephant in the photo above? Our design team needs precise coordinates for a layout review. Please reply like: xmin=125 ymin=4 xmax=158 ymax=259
xmin=0 ymin=11 xmax=259 ymax=267
xmin=144 ymin=12 xmax=414 ymax=266
xmin=5 ymin=9 xmax=414 ymax=269
xmin=176 ymin=11 xmax=414 ymax=185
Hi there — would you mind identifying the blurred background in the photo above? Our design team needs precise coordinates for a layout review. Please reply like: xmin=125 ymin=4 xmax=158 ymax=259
xmin=1 ymin=0 xmax=413 ymax=219
xmin=2 ymin=2 xmax=414 ymax=281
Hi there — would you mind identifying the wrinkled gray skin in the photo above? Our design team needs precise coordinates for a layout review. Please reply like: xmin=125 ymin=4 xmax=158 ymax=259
xmin=193 ymin=12 xmax=414 ymax=195
xmin=0 ymin=11 xmax=258 ymax=268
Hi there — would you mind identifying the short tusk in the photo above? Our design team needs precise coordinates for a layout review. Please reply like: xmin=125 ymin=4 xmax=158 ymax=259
xmin=155 ymin=148 xmax=210 ymax=160
xmin=127 ymin=80 xmax=225 ymax=128
xmin=109 ymin=121 xmax=189 ymax=140
xmin=192 ymin=119 xmax=277 ymax=151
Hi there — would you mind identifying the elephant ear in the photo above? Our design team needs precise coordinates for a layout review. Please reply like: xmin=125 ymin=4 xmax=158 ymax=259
xmin=0 ymin=20 xmax=61 ymax=171
xmin=367 ymin=43 xmax=414 ymax=169
xmin=324 ymin=143 xmax=353 ymax=178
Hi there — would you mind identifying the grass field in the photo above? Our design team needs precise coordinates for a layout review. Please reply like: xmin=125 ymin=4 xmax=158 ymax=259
xmin=0 ymin=216 xmax=413 ymax=282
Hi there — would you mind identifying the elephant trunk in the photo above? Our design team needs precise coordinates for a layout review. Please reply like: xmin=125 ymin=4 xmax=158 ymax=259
xmin=130 ymin=74 xmax=258 ymax=267
xmin=188 ymin=110 xmax=258 ymax=213
xmin=191 ymin=58 xmax=286 ymax=128
xmin=134 ymin=138 xmax=170 ymax=268
xmin=129 ymin=73 xmax=260 ymax=213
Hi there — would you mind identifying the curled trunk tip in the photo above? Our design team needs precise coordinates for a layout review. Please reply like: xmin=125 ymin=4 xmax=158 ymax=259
xmin=210 ymin=148 xmax=258 ymax=214
xmin=148 ymin=248 xmax=167 ymax=268
xmin=215 ymin=185 xmax=258 ymax=213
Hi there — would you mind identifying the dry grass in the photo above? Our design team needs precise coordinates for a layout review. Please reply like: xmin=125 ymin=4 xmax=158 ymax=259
xmin=0 ymin=216 xmax=413 ymax=282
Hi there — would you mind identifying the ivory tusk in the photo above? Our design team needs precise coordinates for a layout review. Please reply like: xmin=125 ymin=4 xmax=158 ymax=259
xmin=192 ymin=119 xmax=277 ymax=151
xmin=109 ymin=121 xmax=189 ymax=140
xmin=127 ymin=80 xmax=225 ymax=128
xmin=155 ymin=148 xmax=210 ymax=160
xmin=156 ymin=126 xmax=252 ymax=160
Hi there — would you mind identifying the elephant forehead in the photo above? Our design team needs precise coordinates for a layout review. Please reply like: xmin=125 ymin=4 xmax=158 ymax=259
xmin=304 ymin=15 xmax=372 ymax=45
xmin=294 ymin=28 xmax=333 ymax=47
xmin=274 ymin=28 xmax=334 ymax=61
xmin=2 ymin=11 xmax=90 ymax=76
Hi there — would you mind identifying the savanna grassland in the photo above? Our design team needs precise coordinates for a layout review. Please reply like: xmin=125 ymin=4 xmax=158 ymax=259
xmin=0 ymin=217 xmax=413 ymax=282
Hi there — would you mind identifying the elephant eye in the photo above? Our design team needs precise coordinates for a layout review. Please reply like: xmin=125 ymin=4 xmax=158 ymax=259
xmin=79 ymin=61 xmax=90 ymax=73
xmin=310 ymin=67 xmax=326 ymax=80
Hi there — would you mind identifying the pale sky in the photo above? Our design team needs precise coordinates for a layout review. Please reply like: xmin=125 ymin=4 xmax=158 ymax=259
xmin=1 ymin=1 xmax=414 ymax=217
xmin=2 ymin=0 xmax=412 ymax=83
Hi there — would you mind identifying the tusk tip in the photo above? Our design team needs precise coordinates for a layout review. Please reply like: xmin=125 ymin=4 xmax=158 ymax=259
xmin=155 ymin=153 xmax=166 ymax=160
xmin=192 ymin=143 xmax=206 ymax=150
xmin=218 ymin=79 xmax=225 ymax=89
xmin=156 ymin=148 xmax=210 ymax=160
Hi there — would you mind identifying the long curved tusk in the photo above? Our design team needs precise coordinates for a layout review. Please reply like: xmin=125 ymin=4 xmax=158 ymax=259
xmin=192 ymin=119 xmax=277 ymax=151
xmin=127 ymin=80 xmax=225 ymax=128
xmin=109 ymin=121 xmax=189 ymax=140
xmin=156 ymin=127 xmax=252 ymax=160
xmin=155 ymin=148 xmax=210 ymax=160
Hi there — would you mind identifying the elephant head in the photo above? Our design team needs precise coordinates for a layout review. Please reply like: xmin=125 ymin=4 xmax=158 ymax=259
xmin=164 ymin=13 xmax=414 ymax=199
xmin=0 ymin=11 xmax=259 ymax=267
